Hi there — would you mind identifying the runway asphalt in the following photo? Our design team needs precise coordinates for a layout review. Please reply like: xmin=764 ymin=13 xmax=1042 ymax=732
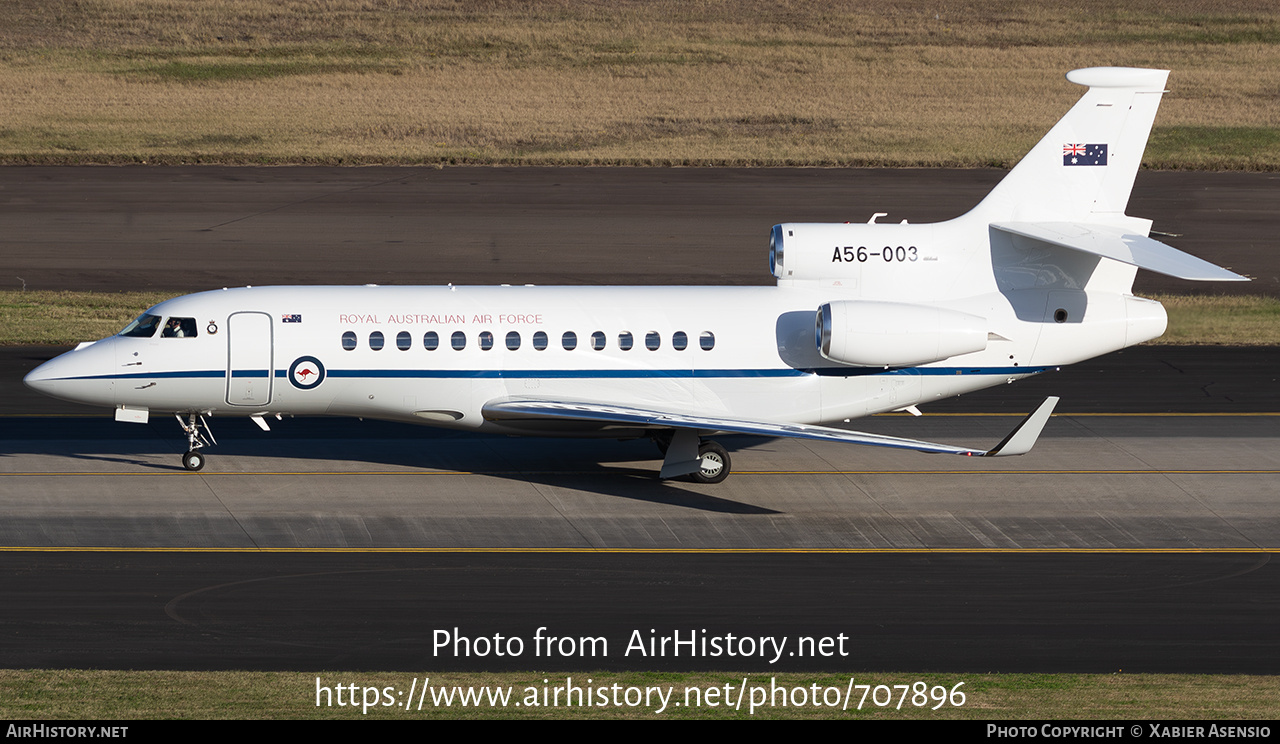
xmin=4 ymin=345 xmax=1280 ymax=551
xmin=5 ymin=345 xmax=1278 ymax=672
xmin=3 ymin=552 xmax=1277 ymax=674
xmin=1 ymin=167 xmax=1277 ymax=674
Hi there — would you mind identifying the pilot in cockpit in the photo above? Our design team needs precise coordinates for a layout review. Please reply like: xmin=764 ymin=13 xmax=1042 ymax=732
xmin=161 ymin=318 xmax=198 ymax=338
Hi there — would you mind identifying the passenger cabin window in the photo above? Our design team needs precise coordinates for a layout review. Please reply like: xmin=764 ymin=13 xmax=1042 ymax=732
xmin=161 ymin=317 xmax=198 ymax=338
xmin=119 ymin=314 xmax=162 ymax=339
xmin=341 ymin=327 xmax=714 ymax=354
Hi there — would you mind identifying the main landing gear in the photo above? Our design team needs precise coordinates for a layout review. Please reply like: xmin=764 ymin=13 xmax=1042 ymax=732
xmin=692 ymin=440 xmax=730 ymax=484
xmin=176 ymin=412 xmax=216 ymax=472
xmin=653 ymin=431 xmax=732 ymax=484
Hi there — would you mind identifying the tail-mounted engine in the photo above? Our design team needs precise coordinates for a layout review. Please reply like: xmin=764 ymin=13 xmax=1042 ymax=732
xmin=770 ymin=220 xmax=937 ymax=290
xmin=816 ymin=300 xmax=987 ymax=367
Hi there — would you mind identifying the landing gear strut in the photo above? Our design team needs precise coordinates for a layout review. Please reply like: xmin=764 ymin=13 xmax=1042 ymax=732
xmin=176 ymin=412 xmax=216 ymax=471
xmin=650 ymin=431 xmax=673 ymax=456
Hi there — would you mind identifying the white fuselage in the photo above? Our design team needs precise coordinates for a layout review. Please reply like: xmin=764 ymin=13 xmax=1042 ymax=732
xmin=25 ymin=274 xmax=1164 ymax=437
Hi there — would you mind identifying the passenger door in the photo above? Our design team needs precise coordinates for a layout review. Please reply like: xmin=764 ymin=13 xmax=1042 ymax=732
xmin=226 ymin=311 xmax=274 ymax=407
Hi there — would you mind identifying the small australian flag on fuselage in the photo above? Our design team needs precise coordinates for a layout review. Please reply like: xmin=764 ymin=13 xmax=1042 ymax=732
xmin=1063 ymin=143 xmax=1107 ymax=166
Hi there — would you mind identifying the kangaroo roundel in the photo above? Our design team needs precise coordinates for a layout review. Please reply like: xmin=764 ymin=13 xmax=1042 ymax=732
xmin=288 ymin=356 xmax=326 ymax=390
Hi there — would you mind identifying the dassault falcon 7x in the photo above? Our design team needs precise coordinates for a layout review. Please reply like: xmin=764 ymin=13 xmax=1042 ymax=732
xmin=25 ymin=68 xmax=1246 ymax=482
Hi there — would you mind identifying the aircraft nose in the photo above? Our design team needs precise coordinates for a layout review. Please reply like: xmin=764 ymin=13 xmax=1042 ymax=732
xmin=23 ymin=358 xmax=61 ymax=395
xmin=22 ymin=343 xmax=116 ymax=407
xmin=23 ymin=350 xmax=80 ymax=396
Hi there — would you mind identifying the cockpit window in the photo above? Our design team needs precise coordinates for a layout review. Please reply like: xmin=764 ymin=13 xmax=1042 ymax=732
xmin=119 ymin=314 xmax=162 ymax=338
xmin=161 ymin=317 xmax=198 ymax=338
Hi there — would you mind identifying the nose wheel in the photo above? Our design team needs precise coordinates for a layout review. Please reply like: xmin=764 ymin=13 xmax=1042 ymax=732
xmin=176 ymin=412 xmax=216 ymax=472
xmin=182 ymin=450 xmax=206 ymax=471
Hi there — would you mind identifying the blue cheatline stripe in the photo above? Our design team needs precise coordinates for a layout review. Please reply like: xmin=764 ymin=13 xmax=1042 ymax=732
xmin=52 ymin=365 xmax=1054 ymax=383
xmin=322 ymin=366 xmax=1051 ymax=379
xmin=323 ymin=368 xmax=809 ymax=379
xmin=53 ymin=370 xmax=228 ymax=382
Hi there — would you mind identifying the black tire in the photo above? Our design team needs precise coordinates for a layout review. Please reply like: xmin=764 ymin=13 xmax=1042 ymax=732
xmin=689 ymin=441 xmax=730 ymax=484
xmin=182 ymin=450 xmax=206 ymax=472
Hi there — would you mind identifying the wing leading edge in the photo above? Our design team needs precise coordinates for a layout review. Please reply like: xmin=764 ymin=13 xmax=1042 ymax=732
xmin=483 ymin=397 xmax=1059 ymax=476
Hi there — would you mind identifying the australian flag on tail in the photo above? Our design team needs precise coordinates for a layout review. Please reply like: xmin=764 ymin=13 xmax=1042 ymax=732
xmin=1063 ymin=143 xmax=1107 ymax=166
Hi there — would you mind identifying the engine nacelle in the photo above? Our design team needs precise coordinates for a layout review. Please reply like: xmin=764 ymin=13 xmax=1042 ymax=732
xmin=816 ymin=301 xmax=988 ymax=367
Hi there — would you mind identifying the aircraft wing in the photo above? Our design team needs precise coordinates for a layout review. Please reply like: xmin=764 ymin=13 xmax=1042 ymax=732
xmin=991 ymin=222 xmax=1248 ymax=281
xmin=482 ymin=396 xmax=1059 ymax=458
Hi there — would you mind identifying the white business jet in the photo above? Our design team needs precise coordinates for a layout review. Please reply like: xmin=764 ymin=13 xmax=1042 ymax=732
xmin=25 ymin=67 xmax=1246 ymax=481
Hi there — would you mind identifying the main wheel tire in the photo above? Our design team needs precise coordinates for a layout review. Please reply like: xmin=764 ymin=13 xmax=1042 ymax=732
xmin=182 ymin=450 xmax=206 ymax=472
xmin=689 ymin=441 xmax=730 ymax=484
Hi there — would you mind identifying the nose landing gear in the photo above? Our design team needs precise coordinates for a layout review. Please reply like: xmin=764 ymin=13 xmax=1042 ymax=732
xmin=182 ymin=449 xmax=206 ymax=472
xmin=176 ymin=412 xmax=216 ymax=471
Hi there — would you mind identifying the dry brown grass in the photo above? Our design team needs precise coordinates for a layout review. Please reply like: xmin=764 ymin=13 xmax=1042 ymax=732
xmin=0 ymin=1 xmax=1277 ymax=167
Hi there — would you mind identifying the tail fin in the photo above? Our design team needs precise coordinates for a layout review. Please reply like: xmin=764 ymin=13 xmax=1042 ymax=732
xmin=973 ymin=67 xmax=1169 ymax=226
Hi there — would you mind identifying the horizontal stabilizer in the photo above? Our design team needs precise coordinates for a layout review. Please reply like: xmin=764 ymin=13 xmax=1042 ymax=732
xmin=484 ymin=398 xmax=1059 ymax=459
xmin=993 ymin=222 xmax=1248 ymax=281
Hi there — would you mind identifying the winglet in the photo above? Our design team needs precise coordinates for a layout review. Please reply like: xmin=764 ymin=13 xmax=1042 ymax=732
xmin=984 ymin=397 xmax=1059 ymax=457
